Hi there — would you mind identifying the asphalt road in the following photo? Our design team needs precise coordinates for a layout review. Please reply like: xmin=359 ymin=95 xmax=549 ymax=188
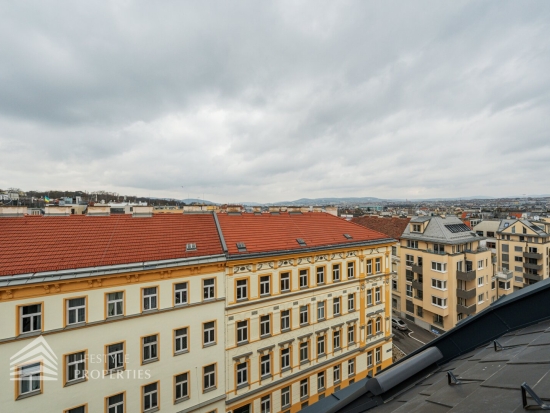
xmin=392 ymin=319 xmax=438 ymax=355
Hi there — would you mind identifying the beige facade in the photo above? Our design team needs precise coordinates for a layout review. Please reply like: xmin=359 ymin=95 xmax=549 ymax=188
xmin=398 ymin=216 xmax=493 ymax=333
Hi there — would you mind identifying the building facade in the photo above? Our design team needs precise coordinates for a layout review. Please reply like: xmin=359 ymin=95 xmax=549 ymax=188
xmin=218 ymin=213 xmax=395 ymax=413
xmin=0 ymin=210 xmax=226 ymax=413
xmin=398 ymin=216 xmax=493 ymax=334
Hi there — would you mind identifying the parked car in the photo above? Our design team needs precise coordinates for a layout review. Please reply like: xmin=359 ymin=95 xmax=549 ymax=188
xmin=392 ymin=317 xmax=408 ymax=331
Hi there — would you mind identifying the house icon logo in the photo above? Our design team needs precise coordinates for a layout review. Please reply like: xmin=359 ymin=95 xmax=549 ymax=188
xmin=10 ymin=336 xmax=58 ymax=381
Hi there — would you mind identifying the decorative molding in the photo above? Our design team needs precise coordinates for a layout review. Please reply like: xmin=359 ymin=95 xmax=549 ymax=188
xmin=256 ymin=262 xmax=274 ymax=271
xmin=234 ymin=265 xmax=252 ymax=274
xmin=278 ymin=259 xmax=294 ymax=267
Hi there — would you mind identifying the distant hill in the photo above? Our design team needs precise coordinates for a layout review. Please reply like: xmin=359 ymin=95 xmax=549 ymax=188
xmin=271 ymin=197 xmax=383 ymax=206
xmin=180 ymin=198 xmax=216 ymax=205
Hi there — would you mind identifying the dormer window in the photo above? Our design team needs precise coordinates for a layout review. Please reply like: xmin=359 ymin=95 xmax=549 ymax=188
xmin=186 ymin=243 xmax=197 ymax=251
xmin=412 ymin=224 xmax=422 ymax=232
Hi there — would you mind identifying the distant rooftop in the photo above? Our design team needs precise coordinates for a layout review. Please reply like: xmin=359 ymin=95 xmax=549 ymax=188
xmin=351 ymin=216 xmax=411 ymax=239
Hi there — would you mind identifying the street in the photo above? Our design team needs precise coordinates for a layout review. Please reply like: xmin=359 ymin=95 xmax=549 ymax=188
xmin=392 ymin=319 xmax=438 ymax=355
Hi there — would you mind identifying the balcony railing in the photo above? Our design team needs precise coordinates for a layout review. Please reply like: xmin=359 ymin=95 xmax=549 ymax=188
xmin=456 ymin=288 xmax=476 ymax=299
xmin=426 ymin=249 xmax=446 ymax=255
xmin=523 ymin=252 xmax=543 ymax=260
xmin=464 ymin=247 xmax=489 ymax=254
xmin=457 ymin=303 xmax=476 ymax=315
xmin=457 ymin=270 xmax=476 ymax=281
xmin=412 ymin=279 xmax=423 ymax=291
xmin=524 ymin=273 xmax=542 ymax=282
xmin=411 ymin=264 xmax=423 ymax=274
xmin=524 ymin=262 xmax=543 ymax=271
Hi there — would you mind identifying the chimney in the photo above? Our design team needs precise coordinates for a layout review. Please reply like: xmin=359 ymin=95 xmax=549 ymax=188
xmin=87 ymin=206 xmax=111 ymax=216
xmin=0 ymin=206 xmax=28 ymax=217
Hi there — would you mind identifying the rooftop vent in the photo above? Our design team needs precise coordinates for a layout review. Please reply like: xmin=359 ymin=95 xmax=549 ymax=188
xmin=186 ymin=243 xmax=197 ymax=251
xmin=236 ymin=242 xmax=247 ymax=252
xmin=296 ymin=238 xmax=307 ymax=246
xmin=343 ymin=233 xmax=353 ymax=239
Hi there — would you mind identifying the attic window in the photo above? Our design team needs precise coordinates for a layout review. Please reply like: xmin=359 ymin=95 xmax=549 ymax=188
xmin=343 ymin=234 xmax=353 ymax=239
xmin=186 ymin=243 xmax=197 ymax=251
xmin=296 ymin=238 xmax=307 ymax=246
xmin=236 ymin=242 xmax=247 ymax=252
xmin=412 ymin=224 xmax=422 ymax=232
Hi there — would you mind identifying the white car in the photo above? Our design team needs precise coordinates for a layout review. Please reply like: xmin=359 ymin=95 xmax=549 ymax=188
xmin=392 ymin=317 xmax=408 ymax=331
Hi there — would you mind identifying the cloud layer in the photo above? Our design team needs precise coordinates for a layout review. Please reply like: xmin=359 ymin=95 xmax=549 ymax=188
xmin=1 ymin=1 xmax=549 ymax=202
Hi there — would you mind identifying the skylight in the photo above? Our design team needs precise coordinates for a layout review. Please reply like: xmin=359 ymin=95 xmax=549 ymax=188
xmin=343 ymin=233 xmax=353 ymax=239
xmin=236 ymin=242 xmax=247 ymax=252
xmin=186 ymin=243 xmax=197 ymax=251
xmin=296 ymin=238 xmax=307 ymax=246
xmin=444 ymin=224 xmax=472 ymax=233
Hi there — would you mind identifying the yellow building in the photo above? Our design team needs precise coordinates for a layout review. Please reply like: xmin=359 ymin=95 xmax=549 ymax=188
xmin=217 ymin=212 xmax=394 ymax=413
xmin=398 ymin=216 xmax=493 ymax=333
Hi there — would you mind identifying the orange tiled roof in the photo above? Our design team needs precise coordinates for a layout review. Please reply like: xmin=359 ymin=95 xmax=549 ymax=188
xmin=351 ymin=216 xmax=411 ymax=239
xmin=217 ymin=212 xmax=390 ymax=256
xmin=0 ymin=214 xmax=223 ymax=277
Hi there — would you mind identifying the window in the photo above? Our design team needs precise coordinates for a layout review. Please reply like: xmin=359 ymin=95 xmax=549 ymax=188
xmin=142 ymin=287 xmax=158 ymax=311
xmin=375 ymin=347 xmax=381 ymax=364
xmin=107 ymin=292 xmax=124 ymax=317
xmin=280 ymin=273 xmax=290 ymax=292
xmin=375 ymin=258 xmax=381 ymax=273
xmin=20 ymin=304 xmax=42 ymax=333
xmin=417 ymin=306 xmax=423 ymax=317
xmin=107 ymin=393 xmax=124 ymax=413
xmin=175 ymin=328 xmax=188 ymax=354
xmin=237 ymin=321 xmax=248 ymax=344
xmin=203 ymin=278 xmax=215 ymax=300
xmin=367 ymin=351 xmax=373 ymax=367
xmin=406 ymin=284 xmax=412 ymax=298
xmin=348 ymin=358 xmax=355 ymax=376
xmin=175 ymin=372 xmax=189 ymax=400
xmin=392 ymin=279 xmax=398 ymax=290
xmin=66 ymin=406 xmax=86 ymax=413
xmin=281 ymin=310 xmax=290 ymax=331
xmin=367 ymin=320 xmax=373 ymax=336
xmin=281 ymin=386 xmax=291 ymax=408
xmin=143 ymin=382 xmax=158 ymax=412
xmin=375 ymin=318 xmax=381 ymax=333
xmin=433 ymin=244 xmax=445 ymax=254
xmin=478 ymin=277 xmax=484 ymax=287
xmin=392 ymin=246 xmax=397 ymax=256
xmin=348 ymin=325 xmax=355 ymax=344
xmin=412 ymin=224 xmax=421 ymax=232
xmin=478 ymin=260 xmax=484 ymax=269
xmin=407 ymin=240 xmax=418 ymax=249
xmin=515 ymin=256 xmax=523 ymax=262
xmin=431 ymin=279 xmax=447 ymax=290
xmin=300 ymin=378 xmax=308 ymax=398
xmin=300 ymin=341 xmax=309 ymax=362
xmin=317 ymin=267 xmax=325 ymax=284
xmin=236 ymin=362 xmax=248 ymax=386
xmin=348 ymin=294 xmax=355 ymax=311
xmin=318 ymin=371 xmax=325 ymax=391
xmin=107 ymin=343 xmax=124 ymax=372
xmin=333 ymin=264 xmax=341 ymax=281
xmin=431 ymin=262 xmax=447 ymax=272
xmin=67 ymin=298 xmax=86 ymax=325
xmin=499 ymin=281 xmax=511 ymax=290
xmin=299 ymin=269 xmax=308 ymax=288
xmin=333 ymin=364 xmax=341 ymax=383
xmin=405 ymin=254 xmax=414 ymax=266
xmin=375 ymin=287 xmax=381 ymax=303
xmin=281 ymin=348 xmax=290 ymax=370
xmin=174 ymin=282 xmax=188 ymax=305
xmin=236 ymin=279 xmax=248 ymax=300
xmin=478 ymin=293 xmax=484 ymax=304
xmin=261 ymin=354 xmax=271 ymax=377
xmin=333 ymin=329 xmax=341 ymax=349
xmin=347 ymin=262 xmax=355 ymax=278
xmin=66 ymin=351 xmax=85 ymax=383
xmin=317 ymin=334 xmax=325 ymax=356
xmin=18 ymin=363 xmax=41 ymax=396
xmin=367 ymin=260 xmax=373 ymax=274
xmin=367 ymin=290 xmax=373 ymax=305
xmin=260 ymin=315 xmax=271 ymax=337
xmin=203 ymin=364 xmax=216 ymax=391
xmin=431 ymin=296 xmax=447 ymax=308
xmin=317 ymin=301 xmax=325 ymax=320
xmin=333 ymin=297 xmax=341 ymax=316
xmin=260 ymin=276 xmax=270 ymax=296
xmin=300 ymin=305 xmax=309 ymax=325
xmin=142 ymin=335 xmax=158 ymax=363
xmin=203 ymin=321 xmax=216 ymax=345
xmin=261 ymin=395 xmax=271 ymax=413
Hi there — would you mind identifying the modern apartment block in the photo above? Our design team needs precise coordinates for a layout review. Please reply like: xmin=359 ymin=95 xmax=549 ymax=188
xmin=217 ymin=212 xmax=395 ymax=413
xmin=0 ymin=209 xmax=227 ymax=413
xmin=398 ymin=216 xmax=493 ymax=334
xmin=0 ymin=207 xmax=396 ymax=413
xmin=496 ymin=218 xmax=550 ymax=289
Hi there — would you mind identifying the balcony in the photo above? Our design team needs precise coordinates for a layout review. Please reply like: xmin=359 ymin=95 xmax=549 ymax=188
xmin=412 ymin=279 xmax=423 ymax=291
xmin=456 ymin=288 xmax=476 ymax=299
xmin=457 ymin=303 xmax=476 ymax=316
xmin=411 ymin=264 xmax=423 ymax=274
xmin=523 ymin=262 xmax=543 ymax=271
xmin=524 ymin=273 xmax=542 ymax=282
xmin=523 ymin=252 xmax=543 ymax=260
xmin=456 ymin=270 xmax=476 ymax=281
xmin=464 ymin=247 xmax=489 ymax=254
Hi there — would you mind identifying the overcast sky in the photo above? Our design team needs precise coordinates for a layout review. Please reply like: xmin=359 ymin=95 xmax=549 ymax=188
xmin=1 ymin=1 xmax=549 ymax=203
